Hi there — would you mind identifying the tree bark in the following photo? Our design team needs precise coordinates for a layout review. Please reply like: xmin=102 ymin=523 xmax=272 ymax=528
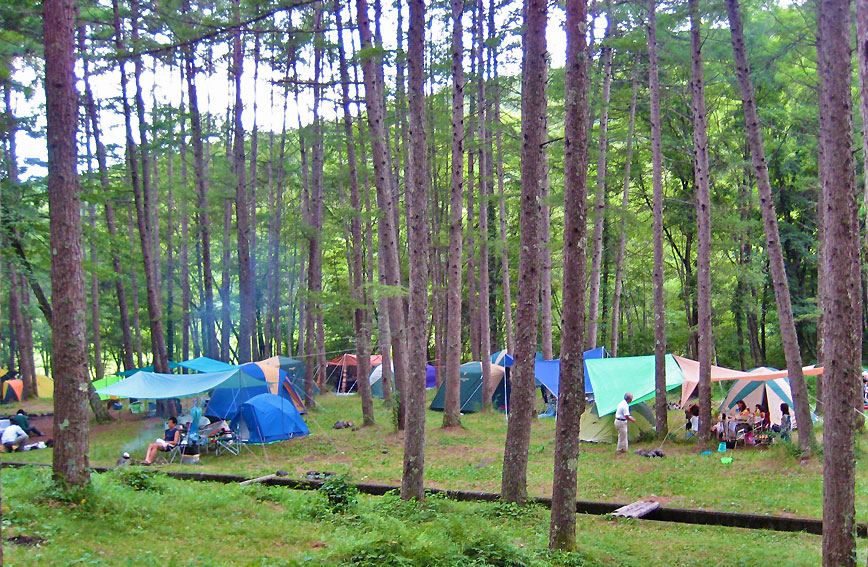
xmin=180 ymin=19 xmax=218 ymax=359
xmin=689 ymin=0 xmax=713 ymax=446
xmin=128 ymin=0 xmax=168 ymax=375
xmin=444 ymin=0 xmax=465 ymax=428
xmin=127 ymin=207 xmax=144 ymax=369
xmin=357 ymin=0 xmax=410 ymax=427
xmin=726 ymin=0 xmax=814 ymax=454
xmin=586 ymin=0 xmax=613 ymax=350
xmin=45 ymin=0 xmax=90 ymax=489
xmin=550 ymin=0 xmax=588 ymax=549
xmin=609 ymin=62 xmax=639 ymax=358
xmin=647 ymin=0 xmax=668 ymax=439
xmin=816 ymin=0 xmax=860 ymax=563
xmin=335 ymin=0 xmax=374 ymax=426
xmin=501 ymin=0 xmax=546 ymax=505
xmin=232 ymin=0 xmax=254 ymax=364
xmin=402 ymin=0 xmax=429 ymax=501
xmin=476 ymin=0 xmax=493 ymax=410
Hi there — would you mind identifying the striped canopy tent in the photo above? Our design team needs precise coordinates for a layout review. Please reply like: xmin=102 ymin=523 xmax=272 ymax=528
xmin=326 ymin=353 xmax=384 ymax=393
xmin=676 ymin=355 xmax=823 ymax=409
xmin=719 ymin=376 xmax=798 ymax=428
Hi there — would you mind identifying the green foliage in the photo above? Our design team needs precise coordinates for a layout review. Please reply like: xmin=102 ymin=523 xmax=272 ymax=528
xmin=110 ymin=466 xmax=166 ymax=493
xmin=320 ymin=474 xmax=359 ymax=514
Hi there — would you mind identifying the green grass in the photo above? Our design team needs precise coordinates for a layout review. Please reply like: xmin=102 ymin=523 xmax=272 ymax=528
xmin=3 ymin=392 xmax=868 ymax=565
xmin=1 ymin=466 xmax=832 ymax=566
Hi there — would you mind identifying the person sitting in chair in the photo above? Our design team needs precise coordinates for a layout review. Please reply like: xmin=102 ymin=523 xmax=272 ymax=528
xmin=142 ymin=417 xmax=181 ymax=465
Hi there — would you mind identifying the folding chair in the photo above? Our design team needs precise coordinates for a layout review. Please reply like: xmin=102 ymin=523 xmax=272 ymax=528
xmin=153 ymin=433 xmax=186 ymax=465
xmin=215 ymin=429 xmax=239 ymax=456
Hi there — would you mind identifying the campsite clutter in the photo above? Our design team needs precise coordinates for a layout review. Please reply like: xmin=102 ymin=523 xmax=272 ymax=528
xmin=78 ymin=345 xmax=822 ymax=467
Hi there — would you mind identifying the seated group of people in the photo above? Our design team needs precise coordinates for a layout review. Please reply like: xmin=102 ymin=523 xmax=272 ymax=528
xmin=685 ymin=400 xmax=793 ymax=443
xmin=2 ymin=410 xmax=44 ymax=453
xmin=141 ymin=415 xmax=232 ymax=465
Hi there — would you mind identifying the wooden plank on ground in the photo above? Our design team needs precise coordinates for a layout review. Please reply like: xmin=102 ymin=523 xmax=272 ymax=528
xmin=612 ymin=500 xmax=660 ymax=518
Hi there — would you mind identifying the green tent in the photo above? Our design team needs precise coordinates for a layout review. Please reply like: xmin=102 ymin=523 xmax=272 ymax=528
xmin=579 ymin=401 xmax=655 ymax=443
xmin=585 ymin=354 xmax=684 ymax=417
xmin=429 ymin=362 xmax=507 ymax=413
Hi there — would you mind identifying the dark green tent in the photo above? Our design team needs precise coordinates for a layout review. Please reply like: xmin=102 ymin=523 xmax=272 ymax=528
xmin=429 ymin=362 xmax=508 ymax=413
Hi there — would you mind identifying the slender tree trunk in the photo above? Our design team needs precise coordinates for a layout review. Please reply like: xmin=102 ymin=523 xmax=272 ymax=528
xmin=402 ymin=0 xmax=429 ymax=501
xmin=165 ymin=123 xmax=175 ymax=361
xmin=540 ymin=147 xmax=553 ymax=361
xmin=501 ymin=0 xmax=546 ymax=505
xmin=476 ymin=0 xmax=493 ymax=410
xmin=357 ymin=0 xmax=410 ymax=426
xmin=232 ymin=0 xmax=254 ymax=363
xmin=181 ymin=23 xmax=218 ymax=359
xmin=46 ymin=0 xmax=90 ymax=489
xmin=128 ymin=0 xmax=168 ymax=374
xmin=647 ymin=0 xmax=668 ymax=438
xmin=726 ymin=0 xmax=814 ymax=453
xmin=9 ymin=271 xmax=33 ymax=397
xmin=335 ymin=0 xmax=374 ymax=426
xmin=610 ymin=63 xmax=639 ymax=358
xmin=179 ymin=78 xmax=191 ymax=364
xmin=689 ymin=0 xmax=713 ymax=446
xmin=550 ymin=0 xmax=588 ymax=548
xmin=495 ymin=75 xmax=514 ymax=353
xmin=444 ymin=0 xmax=465 ymax=428
xmin=817 ymin=0 xmax=861 ymax=563
xmin=128 ymin=205 xmax=144 ymax=368
xmin=305 ymin=1 xmax=326 ymax=402
xmin=586 ymin=0 xmax=613 ymax=350
xmin=2 ymin=87 xmax=33 ymax=399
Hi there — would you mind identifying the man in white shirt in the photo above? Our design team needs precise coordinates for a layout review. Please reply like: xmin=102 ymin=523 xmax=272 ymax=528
xmin=614 ymin=392 xmax=636 ymax=454
xmin=2 ymin=424 xmax=28 ymax=452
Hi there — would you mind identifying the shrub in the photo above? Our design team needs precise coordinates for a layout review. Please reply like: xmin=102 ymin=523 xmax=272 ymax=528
xmin=320 ymin=474 xmax=359 ymax=514
xmin=111 ymin=466 xmax=166 ymax=493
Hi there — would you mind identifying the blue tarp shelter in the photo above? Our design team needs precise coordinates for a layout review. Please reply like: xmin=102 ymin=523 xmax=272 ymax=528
xmin=230 ymin=393 xmax=309 ymax=443
xmin=525 ymin=347 xmax=610 ymax=399
xmin=178 ymin=357 xmax=238 ymax=373
xmin=95 ymin=369 xmax=265 ymax=399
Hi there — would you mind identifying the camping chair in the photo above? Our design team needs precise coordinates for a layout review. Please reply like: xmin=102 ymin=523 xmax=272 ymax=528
xmin=153 ymin=433 xmax=185 ymax=465
xmin=214 ymin=428 xmax=240 ymax=456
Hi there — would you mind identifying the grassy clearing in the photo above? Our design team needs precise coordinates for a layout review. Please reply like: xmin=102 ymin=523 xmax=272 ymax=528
xmin=3 ymin=392 xmax=868 ymax=565
xmin=1 ymin=466 xmax=832 ymax=566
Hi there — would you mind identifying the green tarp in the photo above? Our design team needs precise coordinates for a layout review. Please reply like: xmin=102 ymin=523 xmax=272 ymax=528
xmin=92 ymin=375 xmax=124 ymax=400
xmin=585 ymin=354 xmax=684 ymax=417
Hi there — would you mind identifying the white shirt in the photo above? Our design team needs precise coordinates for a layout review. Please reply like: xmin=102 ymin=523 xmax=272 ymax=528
xmin=2 ymin=424 xmax=26 ymax=444
xmin=615 ymin=399 xmax=631 ymax=420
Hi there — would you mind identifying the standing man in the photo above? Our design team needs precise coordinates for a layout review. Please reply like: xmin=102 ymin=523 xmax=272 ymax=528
xmin=615 ymin=392 xmax=636 ymax=454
